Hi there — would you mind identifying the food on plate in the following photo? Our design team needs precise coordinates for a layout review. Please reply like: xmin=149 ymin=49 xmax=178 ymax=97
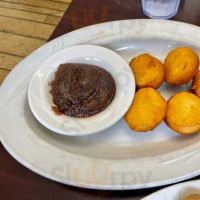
xmin=192 ymin=70 xmax=200 ymax=97
xmin=165 ymin=92 xmax=200 ymax=134
xmin=124 ymin=87 xmax=167 ymax=132
xmin=50 ymin=63 xmax=116 ymax=118
xmin=129 ymin=53 xmax=165 ymax=89
xmin=164 ymin=47 xmax=199 ymax=85
xmin=183 ymin=194 xmax=200 ymax=200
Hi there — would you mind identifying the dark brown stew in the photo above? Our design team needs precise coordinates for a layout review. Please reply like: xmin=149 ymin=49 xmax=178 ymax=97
xmin=50 ymin=63 xmax=116 ymax=118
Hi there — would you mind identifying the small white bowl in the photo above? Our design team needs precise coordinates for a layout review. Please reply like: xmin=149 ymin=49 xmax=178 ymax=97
xmin=28 ymin=45 xmax=135 ymax=136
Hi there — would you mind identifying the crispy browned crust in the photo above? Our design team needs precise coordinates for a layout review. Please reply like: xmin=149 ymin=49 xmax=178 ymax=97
xmin=124 ymin=88 xmax=167 ymax=132
xmin=192 ymin=70 xmax=200 ymax=97
xmin=164 ymin=47 xmax=199 ymax=85
xmin=130 ymin=53 xmax=165 ymax=89
xmin=165 ymin=92 xmax=200 ymax=134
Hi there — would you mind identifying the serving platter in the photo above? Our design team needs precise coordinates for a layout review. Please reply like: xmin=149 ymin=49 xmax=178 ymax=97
xmin=1 ymin=19 xmax=200 ymax=190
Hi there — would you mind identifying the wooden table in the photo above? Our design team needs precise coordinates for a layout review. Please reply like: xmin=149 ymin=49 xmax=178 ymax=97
xmin=1 ymin=0 xmax=200 ymax=199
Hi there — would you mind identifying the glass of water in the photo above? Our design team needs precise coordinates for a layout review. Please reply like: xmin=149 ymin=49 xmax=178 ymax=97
xmin=142 ymin=0 xmax=181 ymax=19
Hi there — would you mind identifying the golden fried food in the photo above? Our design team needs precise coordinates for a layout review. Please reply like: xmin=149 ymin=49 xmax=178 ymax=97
xmin=192 ymin=70 xmax=200 ymax=97
xmin=124 ymin=88 xmax=167 ymax=132
xmin=183 ymin=194 xmax=200 ymax=200
xmin=129 ymin=53 xmax=165 ymax=89
xmin=164 ymin=47 xmax=199 ymax=85
xmin=165 ymin=92 xmax=200 ymax=134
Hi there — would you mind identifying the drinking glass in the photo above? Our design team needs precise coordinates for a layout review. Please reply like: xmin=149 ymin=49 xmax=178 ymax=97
xmin=142 ymin=0 xmax=181 ymax=19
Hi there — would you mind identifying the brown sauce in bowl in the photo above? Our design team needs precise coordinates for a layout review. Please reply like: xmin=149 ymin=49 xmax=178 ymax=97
xmin=50 ymin=63 xmax=116 ymax=118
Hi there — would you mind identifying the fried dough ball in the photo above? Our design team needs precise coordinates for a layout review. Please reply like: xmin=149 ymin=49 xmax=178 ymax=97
xmin=164 ymin=47 xmax=199 ymax=85
xmin=165 ymin=92 xmax=200 ymax=134
xmin=124 ymin=88 xmax=167 ymax=132
xmin=183 ymin=194 xmax=200 ymax=200
xmin=129 ymin=54 xmax=165 ymax=89
xmin=192 ymin=70 xmax=200 ymax=97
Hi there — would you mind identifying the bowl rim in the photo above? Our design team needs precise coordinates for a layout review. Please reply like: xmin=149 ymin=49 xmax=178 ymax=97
xmin=28 ymin=44 xmax=135 ymax=136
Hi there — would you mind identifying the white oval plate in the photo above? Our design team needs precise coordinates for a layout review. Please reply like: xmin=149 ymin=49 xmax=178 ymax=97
xmin=1 ymin=19 xmax=200 ymax=190
xmin=143 ymin=180 xmax=200 ymax=200
xmin=28 ymin=45 xmax=135 ymax=136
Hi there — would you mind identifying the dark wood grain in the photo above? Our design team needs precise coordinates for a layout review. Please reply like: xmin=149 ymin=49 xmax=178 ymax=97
xmin=1 ymin=0 xmax=200 ymax=199
xmin=49 ymin=0 xmax=200 ymax=41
